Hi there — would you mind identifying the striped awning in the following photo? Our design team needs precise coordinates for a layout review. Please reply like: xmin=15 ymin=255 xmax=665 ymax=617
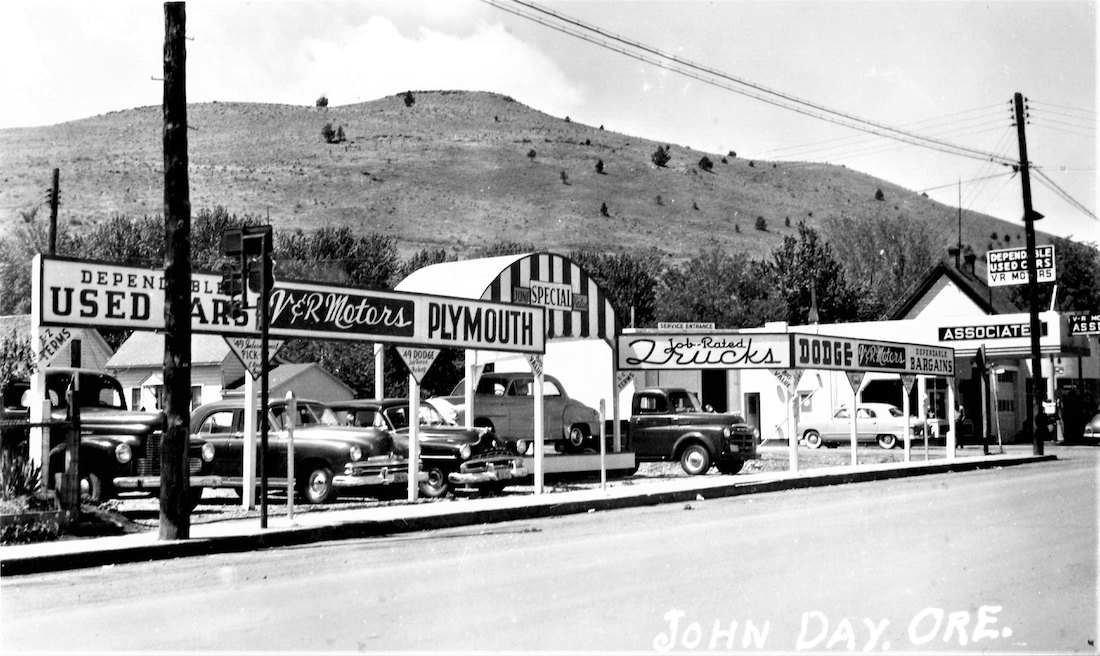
xmin=396 ymin=252 xmax=618 ymax=346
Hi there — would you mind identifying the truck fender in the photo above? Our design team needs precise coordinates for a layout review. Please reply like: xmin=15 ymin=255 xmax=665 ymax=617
xmin=671 ymin=432 xmax=718 ymax=459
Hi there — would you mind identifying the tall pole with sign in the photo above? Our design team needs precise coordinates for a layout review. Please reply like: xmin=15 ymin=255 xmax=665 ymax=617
xmin=1014 ymin=92 xmax=1044 ymax=456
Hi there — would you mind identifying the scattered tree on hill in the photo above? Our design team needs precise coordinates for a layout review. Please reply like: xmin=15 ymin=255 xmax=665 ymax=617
xmin=698 ymin=156 xmax=714 ymax=172
xmin=404 ymin=90 xmax=415 ymax=107
xmin=785 ymin=217 xmax=791 ymax=228
xmin=600 ymin=202 xmax=609 ymax=217
xmin=527 ymin=149 xmax=537 ymax=160
xmin=315 ymin=95 xmax=329 ymax=108
xmin=595 ymin=159 xmax=605 ymax=174
xmin=560 ymin=170 xmax=569 ymax=185
xmin=335 ymin=126 xmax=345 ymax=142
xmin=748 ymin=161 xmax=755 ymax=167
xmin=321 ymin=123 xmax=336 ymax=143
xmin=875 ymin=188 xmax=885 ymax=201
xmin=651 ymin=145 xmax=671 ymax=168
xmin=755 ymin=216 xmax=768 ymax=231
xmin=728 ymin=150 xmax=737 ymax=158
xmin=655 ymin=195 xmax=664 ymax=206
xmin=693 ymin=202 xmax=700 ymax=211
xmin=990 ymin=232 xmax=999 ymax=240
xmin=734 ymin=224 xmax=740 ymax=233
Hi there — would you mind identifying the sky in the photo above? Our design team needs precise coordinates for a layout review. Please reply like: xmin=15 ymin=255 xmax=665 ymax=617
xmin=1 ymin=0 xmax=1095 ymax=242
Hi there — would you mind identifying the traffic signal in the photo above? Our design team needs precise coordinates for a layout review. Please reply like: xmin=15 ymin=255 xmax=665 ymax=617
xmin=218 ymin=262 xmax=244 ymax=297
xmin=246 ymin=256 xmax=274 ymax=294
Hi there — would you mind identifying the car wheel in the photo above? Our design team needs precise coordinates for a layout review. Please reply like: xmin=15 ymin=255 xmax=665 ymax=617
xmin=565 ymin=424 xmax=591 ymax=453
xmin=300 ymin=465 xmax=336 ymax=504
xmin=877 ymin=434 xmax=898 ymax=450
xmin=803 ymin=430 xmax=823 ymax=449
xmin=679 ymin=443 xmax=712 ymax=476
xmin=716 ymin=457 xmax=744 ymax=475
xmin=418 ymin=466 xmax=450 ymax=498
xmin=80 ymin=469 xmax=113 ymax=504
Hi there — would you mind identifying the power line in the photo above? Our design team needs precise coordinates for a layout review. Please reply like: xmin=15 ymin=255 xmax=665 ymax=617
xmin=485 ymin=0 xmax=1019 ymax=166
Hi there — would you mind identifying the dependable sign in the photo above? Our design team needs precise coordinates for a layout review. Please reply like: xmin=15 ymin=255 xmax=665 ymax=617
xmin=35 ymin=255 xmax=546 ymax=353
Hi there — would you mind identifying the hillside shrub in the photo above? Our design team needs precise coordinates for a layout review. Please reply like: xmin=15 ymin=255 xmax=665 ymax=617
xmin=321 ymin=123 xmax=336 ymax=143
xmin=755 ymin=216 xmax=768 ymax=231
xmin=315 ymin=95 xmax=329 ymax=108
xmin=651 ymin=145 xmax=671 ymax=167
xmin=595 ymin=159 xmax=604 ymax=174
xmin=875 ymin=188 xmax=885 ymax=201
xmin=404 ymin=90 xmax=415 ymax=107
xmin=560 ymin=170 xmax=569 ymax=185
xmin=728 ymin=150 xmax=737 ymax=158
xmin=698 ymin=156 xmax=714 ymax=172
xmin=527 ymin=149 xmax=537 ymax=160
xmin=600 ymin=203 xmax=609 ymax=217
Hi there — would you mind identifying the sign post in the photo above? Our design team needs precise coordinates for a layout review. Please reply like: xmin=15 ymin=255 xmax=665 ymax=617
xmin=395 ymin=346 xmax=441 ymax=503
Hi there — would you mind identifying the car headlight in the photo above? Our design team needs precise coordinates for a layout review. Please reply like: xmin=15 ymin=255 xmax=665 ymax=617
xmin=723 ymin=427 xmax=731 ymax=438
xmin=349 ymin=446 xmax=363 ymax=462
xmin=115 ymin=443 xmax=132 ymax=464
xmin=201 ymin=443 xmax=215 ymax=462
xmin=459 ymin=444 xmax=472 ymax=460
xmin=515 ymin=439 xmax=528 ymax=455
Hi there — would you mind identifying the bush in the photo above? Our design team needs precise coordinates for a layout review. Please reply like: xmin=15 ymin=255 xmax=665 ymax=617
xmin=560 ymin=170 xmax=569 ymax=185
xmin=595 ymin=159 xmax=604 ymax=174
xmin=315 ymin=95 xmax=329 ymax=108
xmin=321 ymin=123 xmax=336 ymax=143
xmin=404 ymin=90 xmax=415 ymax=107
xmin=698 ymin=156 xmax=714 ymax=172
xmin=651 ymin=145 xmax=671 ymax=167
xmin=527 ymin=149 xmax=537 ymax=160
xmin=875 ymin=188 xmax=885 ymax=201
xmin=755 ymin=216 xmax=768 ymax=231
xmin=600 ymin=203 xmax=609 ymax=217
xmin=1 ymin=451 xmax=42 ymax=501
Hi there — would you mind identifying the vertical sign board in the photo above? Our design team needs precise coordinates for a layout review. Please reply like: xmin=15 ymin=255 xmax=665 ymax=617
xmin=987 ymin=245 xmax=1056 ymax=287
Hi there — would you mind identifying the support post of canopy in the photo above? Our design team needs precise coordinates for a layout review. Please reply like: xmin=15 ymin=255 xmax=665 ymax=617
xmin=407 ymin=375 xmax=420 ymax=502
xmin=946 ymin=377 xmax=957 ymax=459
xmin=533 ymin=368 xmax=545 ymax=495
xmin=373 ymin=343 xmax=384 ymax=401
xmin=242 ymin=373 xmax=257 ymax=509
xmin=787 ymin=385 xmax=798 ymax=473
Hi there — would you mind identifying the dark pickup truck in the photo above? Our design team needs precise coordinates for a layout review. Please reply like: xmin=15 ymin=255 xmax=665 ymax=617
xmin=628 ymin=387 xmax=758 ymax=475
xmin=3 ymin=368 xmax=216 ymax=507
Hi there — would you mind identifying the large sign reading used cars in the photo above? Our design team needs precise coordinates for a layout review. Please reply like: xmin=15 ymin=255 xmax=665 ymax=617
xmin=617 ymin=332 xmax=791 ymax=370
xmin=791 ymin=334 xmax=955 ymax=376
xmin=35 ymin=256 xmax=545 ymax=353
xmin=986 ymin=245 xmax=1055 ymax=287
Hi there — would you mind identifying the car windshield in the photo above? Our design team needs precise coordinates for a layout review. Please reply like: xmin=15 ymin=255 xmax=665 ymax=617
xmin=267 ymin=403 xmax=339 ymax=430
xmin=668 ymin=390 xmax=701 ymax=413
xmin=384 ymin=404 xmax=446 ymax=430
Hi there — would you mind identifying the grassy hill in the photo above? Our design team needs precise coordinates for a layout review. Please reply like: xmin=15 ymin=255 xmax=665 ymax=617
xmin=0 ymin=90 xmax=1037 ymax=265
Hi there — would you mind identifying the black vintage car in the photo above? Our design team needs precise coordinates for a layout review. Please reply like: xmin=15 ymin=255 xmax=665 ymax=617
xmin=328 ymin=399 xmax=528 ymax=498
xmin=4 ymin=369 xmax=217 ymax=508
xmin=189 ymin=397 xmax=418 ymax=504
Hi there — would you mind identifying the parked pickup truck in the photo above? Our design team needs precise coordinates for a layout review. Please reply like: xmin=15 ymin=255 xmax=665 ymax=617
xmin=4 ymin=368 xmax=217 ymax=508
xmin=628 ymin=387 xmax=758 ymax=475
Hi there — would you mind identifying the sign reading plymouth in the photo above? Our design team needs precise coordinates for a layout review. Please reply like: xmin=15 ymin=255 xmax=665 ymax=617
xmin=35 ymin=256 xmax=545 ymax=353
xmin=617 ymin=332 xmax=791 ymax=370
xmin=791 ymin=334 xmax=954 ymax=376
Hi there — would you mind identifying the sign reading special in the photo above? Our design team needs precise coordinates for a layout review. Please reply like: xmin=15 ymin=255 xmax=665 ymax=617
xmin=36 ymin=256 xmax=545 ymax=353
xmin=617 ymin=332 xmax=791 ymax=370
xmin=791 ymin=334 xmax=954 ymax=376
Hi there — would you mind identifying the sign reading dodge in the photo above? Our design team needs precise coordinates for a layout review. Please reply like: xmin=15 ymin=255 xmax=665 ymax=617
xmin=791 ymin=334 xmax=954 ymax=376
xmin=987 ymin=245 xmax=1056 ymax=287
xmin=35 ymin=256 xmax=545 ymax=353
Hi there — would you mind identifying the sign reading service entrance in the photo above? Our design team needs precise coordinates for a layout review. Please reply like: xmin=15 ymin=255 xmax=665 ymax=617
xmin=36 ymin=256 xmax=545 ymax=353
xmin=986 ymin=245 xmax=1055 ymax=286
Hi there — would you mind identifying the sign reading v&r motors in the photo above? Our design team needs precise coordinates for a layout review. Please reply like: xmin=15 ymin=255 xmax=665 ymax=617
xmin=35 ymin=255 xmax=546 ymax=353
xmin=986 ymin=245 xmax=1055 ymax=287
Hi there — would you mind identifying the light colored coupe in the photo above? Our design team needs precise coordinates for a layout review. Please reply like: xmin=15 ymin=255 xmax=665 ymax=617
xmin=800 ymin=403 xmax=916 ymax=450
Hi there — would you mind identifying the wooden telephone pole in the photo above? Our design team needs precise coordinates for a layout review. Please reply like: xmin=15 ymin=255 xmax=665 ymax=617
xmin=161 ymin=1 xmax=192 ymax=539
xmin=1014 ymin=92 xmax=1045 ymax=457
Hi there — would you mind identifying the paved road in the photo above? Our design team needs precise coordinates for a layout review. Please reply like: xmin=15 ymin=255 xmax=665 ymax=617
xmin=2 ymin=448 xmax=1095 ymax=653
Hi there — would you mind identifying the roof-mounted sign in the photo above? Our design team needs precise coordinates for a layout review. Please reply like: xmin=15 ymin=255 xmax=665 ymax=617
xmin=987 ymin=245 xmax=1056 ymax=287
xmin=617 ymin=331 xmax=791 ymax=370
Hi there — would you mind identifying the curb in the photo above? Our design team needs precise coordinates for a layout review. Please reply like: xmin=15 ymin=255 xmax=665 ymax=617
xmin=0 ymin=454 xmax=1055 ymax=577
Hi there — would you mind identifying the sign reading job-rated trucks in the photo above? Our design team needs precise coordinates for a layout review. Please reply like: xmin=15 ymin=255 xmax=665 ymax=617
xmin=986 ymin=245 xmax=1056 ymax=287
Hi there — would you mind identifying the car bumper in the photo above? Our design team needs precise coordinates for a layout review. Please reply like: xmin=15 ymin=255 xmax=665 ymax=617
xmin=333 ymin=468 xmax=428 ymax=488
xmin=113 ymin=475 xmax=224 ymax=491
xmin=448 ymin=461 xmax=529 ymax=485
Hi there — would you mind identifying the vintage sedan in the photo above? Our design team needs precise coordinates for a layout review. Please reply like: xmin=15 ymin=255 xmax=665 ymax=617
xmin=442 ymin=372 xmax=601 ymax=453
xmin=190 ymin=397 xmax=417 ymax=503
xmin=328 ymin=398 xmax=528 ymax=497
xmin=800 ymin=403 xmax=917 ymax=449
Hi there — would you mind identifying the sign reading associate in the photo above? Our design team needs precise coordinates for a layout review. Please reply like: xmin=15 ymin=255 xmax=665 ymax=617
xmin=36 ymin=256 xmax=545 ymax=353
xmin=1069 ymin=313 xmax=1100 ymax=336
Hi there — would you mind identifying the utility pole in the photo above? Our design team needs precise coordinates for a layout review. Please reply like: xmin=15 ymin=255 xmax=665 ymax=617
xmin=48 ymin=168 xmax=59 ymax=255
xmin=161 ymin=1 xmax=192 ymax=539
xmin=1014 ymin=92 xmax=1045 ymax=457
